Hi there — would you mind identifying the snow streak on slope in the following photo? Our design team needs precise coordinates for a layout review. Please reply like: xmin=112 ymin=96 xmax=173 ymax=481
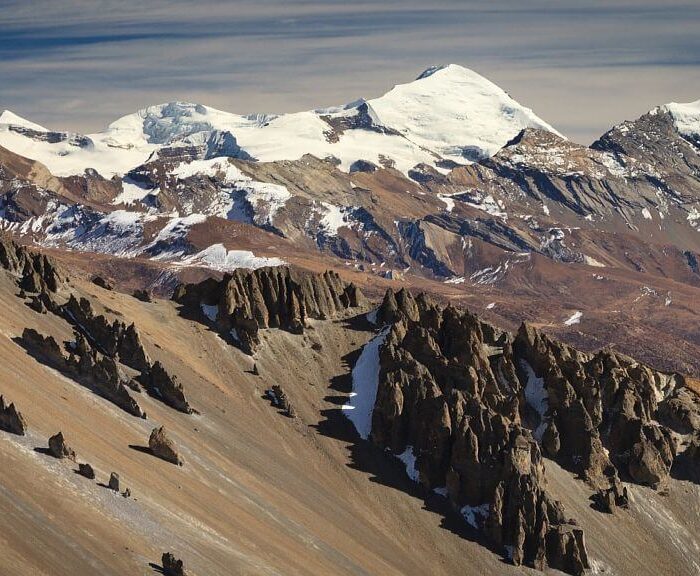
xmin=342 ymin=327 xmax=391 ymax=439
xmin=0 ymin=65 xmax=559 ymax=177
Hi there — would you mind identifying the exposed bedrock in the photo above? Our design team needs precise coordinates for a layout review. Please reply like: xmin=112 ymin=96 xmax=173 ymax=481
xmin=367 ymin=287 xmax=699 ymax=574
xmin=0 ymin=395 xmax=27 ymax=435
xmin=173 ymin=266 xmax=366 ymax=354
xmin=0 ymin=237 xmax=62 ymax=294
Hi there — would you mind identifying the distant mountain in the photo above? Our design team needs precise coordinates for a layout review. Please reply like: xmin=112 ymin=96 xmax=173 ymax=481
xmin=1 ymin=66 xmax=699 ymax=375
xmin=0 ymin=64 xmax=556 ymax=177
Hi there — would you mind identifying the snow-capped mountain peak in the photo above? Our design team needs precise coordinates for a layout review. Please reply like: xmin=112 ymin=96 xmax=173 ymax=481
xmin=663 ymin=99 xmax=700 ymax=140
xmin=0 ymin=65 xmax=560 ymax=177
xmin=366 ymin=64 xmax=562 ymax=162
xmin=0 ymin=110 xmax=48 ymax=132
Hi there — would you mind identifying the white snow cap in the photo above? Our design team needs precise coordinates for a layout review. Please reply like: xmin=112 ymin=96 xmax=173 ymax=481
xmin=663 ymin=99 xmax=700 ymax=138
xmin=0 ymin=110 xmax=48 ymax=132
xmin=0 ymin=64 xmax=559 ymax=177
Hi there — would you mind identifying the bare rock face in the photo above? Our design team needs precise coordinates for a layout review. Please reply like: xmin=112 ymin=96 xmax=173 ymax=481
xmin=514 ymin=324 xmax=678 ymax=489
xmin=48 ymin=432 xmax=76 ymax=461
xmin=162 ymin=552 xmax=187 ymax=576
xmin=0 ymin=237 xmax=62 ymax=294
xmin=22 ymin=328 xmax=145 ymax=419
xmin=0 ymin=395 xmax=27 ymax=435
xmin=367 ymin=287 xmax=700 ymax=574
xmin=61 ymin=296 xmax=192 ymax=414
xmin=149 ymin=426 xmax=183 ymax=465
xmin=133 ymin=289 xmax=152 ymax=303
xmin=63 ymin=295 xmax=151 ymax=373
xmin=144 ymin=362 xmax=192 ymax=414
xmin=91 ymin=276 xmax=113 ymax=290
xmin=173 ymin=266 xmax=365 ymax=354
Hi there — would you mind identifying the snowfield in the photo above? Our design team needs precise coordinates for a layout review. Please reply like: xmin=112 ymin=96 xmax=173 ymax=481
xmin=0 ymin=64 xmax=559 ymax=178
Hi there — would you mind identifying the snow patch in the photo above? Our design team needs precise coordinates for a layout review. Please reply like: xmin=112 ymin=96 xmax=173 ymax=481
xmin=396 ymin=446 xmax=420 ymax=483
xmin=460 ymin=503 xmax=490 ymax=529
xmin=342 ymin=327 xmax=391 ymax=439
xmin=564 ymin=311 xmax=583 ymax=326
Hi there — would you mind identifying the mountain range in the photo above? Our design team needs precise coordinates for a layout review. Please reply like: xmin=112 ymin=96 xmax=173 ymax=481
xmin=0 ymin=64 xmax=700 ymax=576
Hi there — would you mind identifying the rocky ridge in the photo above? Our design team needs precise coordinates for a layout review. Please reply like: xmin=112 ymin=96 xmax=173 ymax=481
xmin=366 ymin=288 xmax=700 ymax=574
xmin=173 ymin=266 xmax=366 ymax=354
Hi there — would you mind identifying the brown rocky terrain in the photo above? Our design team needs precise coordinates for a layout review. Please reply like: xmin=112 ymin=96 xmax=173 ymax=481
xmin=0 ymin=239 xmax=699 ymax=575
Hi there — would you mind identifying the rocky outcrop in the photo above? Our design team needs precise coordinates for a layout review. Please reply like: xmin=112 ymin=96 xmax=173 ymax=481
xmin=133 ymin=289 xmax=152 ymax=303
xmin=63 ymin=295 xmax=151 ymax=373
xmin=0 ymin=237 xmax=62 ymax=294
xmin=265 ymin=385 xmax=296 ymax=418
xmin=48 ymin=432 xmax=76 ymax=461
xmin=21 ymin=328 xmax=145 ymax=418
xmin=514 ymin=324 xmax=678 ymax=489
xmin=367 ymin=287 xmax=700 ymax=574
xmin=370 ymin=289 xmax=588 ymax=574
xmin=162 ymin=552 xmax=187 ymax=576
xmin=143 ymin=362 xmax=192 ymax=414
xmin=149 ymin=426 xmax=183 ymax=465
xmin=60 ymin=295 xmax=192 ymax=413
xmin=0 ymin=395 xmax=27 ymax=435
xmin=174 ymin=266 xmax=365 ymax=354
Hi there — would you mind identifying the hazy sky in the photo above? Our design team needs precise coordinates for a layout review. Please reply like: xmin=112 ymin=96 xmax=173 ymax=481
xmin=1 ymin=0 xmax=699 ymax=143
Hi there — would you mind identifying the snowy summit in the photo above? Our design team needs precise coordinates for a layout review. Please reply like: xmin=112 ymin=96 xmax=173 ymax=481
xmin=0 ymin=65 xmax=559 ymax=178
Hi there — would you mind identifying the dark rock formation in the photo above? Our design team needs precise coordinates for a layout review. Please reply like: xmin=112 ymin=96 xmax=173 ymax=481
xmin=149 ymin=426 xmax=183 ymax=465
xmin=48 ymin=432 xmax=76 ymax=461
xmin=0 ymin=237 xmax=62 ymax=294
xmin=133 ymin=289 xmax=152 ymax=303
xmin=514 ymin=324 xmax=678 ymax=489
xmin=77 ymin=463 xmax=95 ymax=479
xmin=265 ymin=385 xmax=296 ymax=418
xmin=91 ymin=276 xmax=113 ymax=290
xmin=61 ymin=295 xmax=193 ymax=413
xmin=162 ymin=552 xmax=187 ymax=576
xmin=108 ymin=472 xmax=120 ymax=492
xmin=0 ymin=395 xmax=27 ymax=435
xmin=173 ymin=266 xmax=365 ymax=354
xmin=63 ymin=295 xmax=151 ymax=373
xmin=143 ymin=361 xmax=192 ymax=414
xmin=367 ymin=287 xmax=700 ymax=574
xmin=21 ymin=328 xmax=145 ymax=419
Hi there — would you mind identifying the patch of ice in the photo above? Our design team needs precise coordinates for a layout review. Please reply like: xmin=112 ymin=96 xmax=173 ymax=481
xmin=396 ymin=446 xmax=420 ymax=483
xmin=485 ymin=302 xmax=496 ymax=309
xmin=201 ymin=303 xmax=219 ymax=322
xmin=460 ymin=503 xmax=490 ymax=529
xmin=564 ymin=311 xmax=583 ymax=326
xmin=519 ymin=359 xmax=549 ymax=440
xmin=342 ymin=327 xmax=391 ymax=439
xmin=444 ymin=276 xmax=465 ymax=285
xmin=641 ymin=207 xmax=653 ymax=220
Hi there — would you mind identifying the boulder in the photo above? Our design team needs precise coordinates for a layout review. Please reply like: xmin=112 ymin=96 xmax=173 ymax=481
xmin=133 ymin=289 xmax=152 ymax=303
xmin=161 ymin=552 xmax=187 ymax=576
xmin=108 ymin=472 xmax=120 ymax=492
xmin=77 ymin=463 xmax=95 ymax=479
xmin=149 ymin=426 xmax=183 ymax=465
xmin=91 ymin=276 xmax=114 ymax=290
xmin=48 ymin=432 xmax=76 ymax=461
